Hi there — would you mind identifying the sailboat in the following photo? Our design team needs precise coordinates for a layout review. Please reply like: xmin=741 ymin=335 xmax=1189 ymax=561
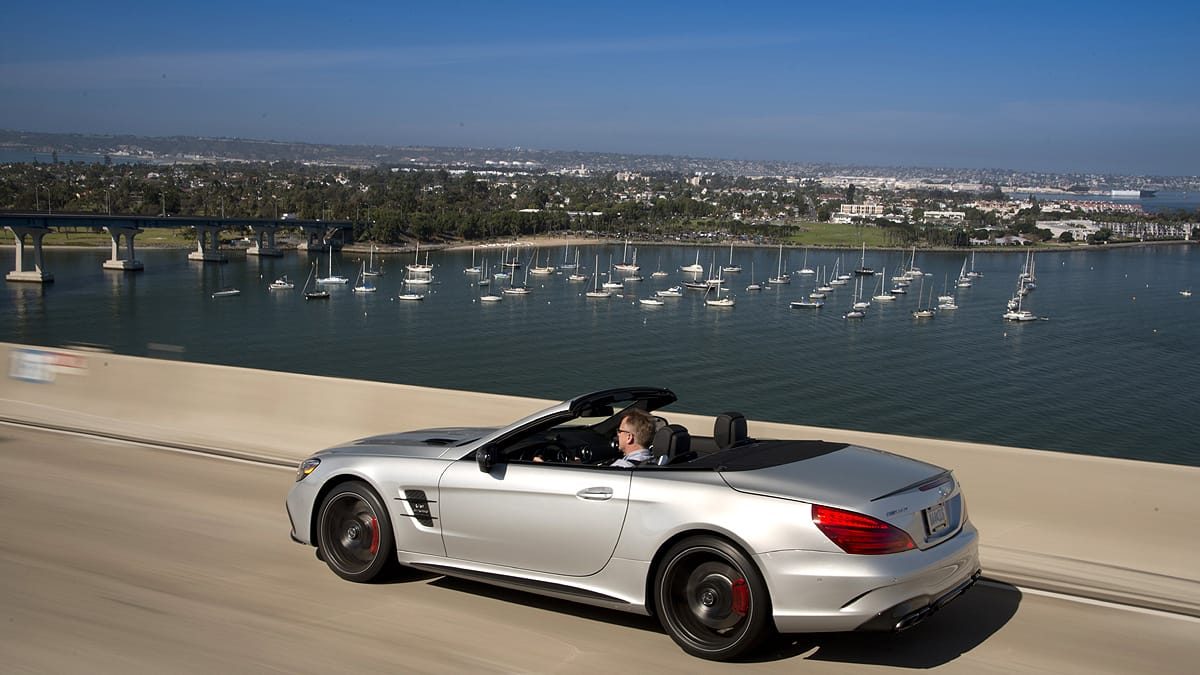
xmin=768 ymin=244 xmax=790 ymax=284
xmin=871 ymin=268 xmax=896 ymax=302
xmin=912 ymin=276 xmax=936 ymax=318
xmin=317 ymin=246 xmax=349 ymax=285
xmin=904 ymin=246 xmax=922 ymax=279
xmin=722 ymin=241 xmax=742 ymax=273
xmin=586 ymin=255 xmax=612 ymax=298
xmin=529 ymin=248 xmax=555 ymax=275
xmin=407 ymin=242 xmax=433 ymax=273
xmin=841 ymin=277 xmax=865 ymax=317
xmin=798 ymin=247 xmax=815 ymax=275
xmin=364 ymin=244 xmax=384 ymax=276
xmin=966 ymin=250 xmax=983 ymax=278
xmin=704 ymin=263 xmax=735 ymax=307
xmin=745 ymin=263 xmax=762 ymax=291
xmin=353 ymin=260 xmax=377 ymax=293
xmin=651 ymin=254 xmax=670 ymax=278
xmin=478 ymin=261 xmax=501 ymax=302
xmin=477 ymin=259 xmax=491 ymax=286
xmin=937 ymin=275 xmax=958 ymax=310
xmin=567 ymin=256 xmax=589 ymax=282
xmin=614 ymin=239 xmax=640 ymax=272
xmin=956 ymin=256 xmax=972 ymax=288
xmin=602 ymin=255 xmax=624 ymax=290
xmin=302 ymin=261 xmax=330 ymax=300
xmin=502 ymin=256 xmax=532 ymax=295
xmin=679 ymin=249 xmax=704 ymax=273
xmin=853 ymin=242 xmax=874 ymax=276
xmin=211 ymin=263 xmax=240 ymax=298
xmin=464 ymin=246 xmax=481 ymax=274
xmin=560 ymin=242 xmax=578 ymax=270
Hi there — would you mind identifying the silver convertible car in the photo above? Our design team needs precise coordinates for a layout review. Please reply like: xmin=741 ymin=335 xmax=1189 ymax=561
xmin=286 ymin=387 xmax=980 ymax=660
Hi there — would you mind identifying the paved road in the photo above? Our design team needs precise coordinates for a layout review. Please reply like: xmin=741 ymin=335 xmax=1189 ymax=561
xmin=2 ymin=424 xmax=1196 ymax=674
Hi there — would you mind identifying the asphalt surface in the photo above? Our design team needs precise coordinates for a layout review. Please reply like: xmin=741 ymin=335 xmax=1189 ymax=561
xmin=2 ymin=424 xmax=1197 ymax=674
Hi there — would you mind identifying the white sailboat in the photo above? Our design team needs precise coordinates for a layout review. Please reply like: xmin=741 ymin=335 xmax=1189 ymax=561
xmin=912 ymin=276 xmax=936 ymax=318
xmin=798 ymin=247 xmax=815 ymax=275
xmin=745 ymin=262 xmax=762 ymax=291
xmin=586 ymin=255 xmax=612 ymax=298
xmin=317 ymin=247 xmax=349 ymax=285
xmin=704 ymin=263 xmax=735 ymax=307
xmin=768 ymin=244 xmax=790 ymax=284
xmin=722 ymin=241 xmax=742 ymax=273
xmin=464 ymin=246 xmax=481 ymax=274
xmin=478 ymin=260 xmax=501 ymax=302
xmin=966 ymin=249 xmax=983 ymax=278
xmin=842 ymin=277 xmax=865 ymax=317
xmin=614 ymin=240 xmax=640 ymax=272
xmin=365 ymin=244 xmax=384 ymax=276
xmin=353 ymin=261 xmax=377 ymax=293
xmin=211 ymin=263 xmax=240 ymax=298
xmin=679 ymin=249 xmax=704 ymax=273
xmin=502 ymin=258 xmax=532 ymax=295
xmin=529 ymin=248 xmax=555 ymax=275
xmin=407 ymin=242 xmax=433 ymax=273
xmin=655 ymin=285 xmax=683 ymax=298
xmin=560 ymin=242 xmax=578 ymax=270
xmin=872 ymin=270 xmax=896 ymax=302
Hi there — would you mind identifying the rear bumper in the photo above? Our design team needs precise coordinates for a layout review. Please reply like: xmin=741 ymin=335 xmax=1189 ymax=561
xmin=761 ymin=521 xmax=980 ymax=634
xmin=855 ymin=568 xmax=981 ymax=632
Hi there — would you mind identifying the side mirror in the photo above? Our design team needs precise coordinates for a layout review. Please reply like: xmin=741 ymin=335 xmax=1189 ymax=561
xmin=476 ymin=443 xmax=500 ymax=473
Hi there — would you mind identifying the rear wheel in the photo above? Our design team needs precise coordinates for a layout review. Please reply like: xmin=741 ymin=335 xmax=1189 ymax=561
xmin=315 ymin=481 xmax=395 ymax=582
xmin=654 ymin=536 xmax=772 ymax=660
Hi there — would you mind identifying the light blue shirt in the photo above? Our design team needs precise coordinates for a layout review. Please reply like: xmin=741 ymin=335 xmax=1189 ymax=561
xmin=610 ymin=448 xmax=653 ymax=467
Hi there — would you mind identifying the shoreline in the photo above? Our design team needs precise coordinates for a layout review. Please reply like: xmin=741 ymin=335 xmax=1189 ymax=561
xmin=4 ymin=236 xmax=1193 ymax=254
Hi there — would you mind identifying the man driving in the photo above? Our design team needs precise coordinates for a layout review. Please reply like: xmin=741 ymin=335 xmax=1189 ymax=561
xmin=610 ymin=408 xmax=655 ymax=467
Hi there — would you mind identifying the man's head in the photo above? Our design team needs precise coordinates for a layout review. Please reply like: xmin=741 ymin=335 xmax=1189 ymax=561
xmin=617 ymin=408 xmax=655 ymax=454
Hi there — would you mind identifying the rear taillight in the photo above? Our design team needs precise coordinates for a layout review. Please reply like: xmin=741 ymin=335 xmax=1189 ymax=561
xmin=812 ymin=504 xmax=916 ymax=555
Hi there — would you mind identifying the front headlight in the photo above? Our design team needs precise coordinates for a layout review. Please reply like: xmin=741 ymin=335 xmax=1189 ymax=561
xmin=295 ymin=457 xmax=321 ymax=482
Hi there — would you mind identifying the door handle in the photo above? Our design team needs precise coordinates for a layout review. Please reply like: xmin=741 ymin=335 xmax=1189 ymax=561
xmin=576 ymin=487 xmax=614 ymax=501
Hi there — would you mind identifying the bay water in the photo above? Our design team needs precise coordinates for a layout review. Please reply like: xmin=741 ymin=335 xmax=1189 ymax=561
xmin=3 ymin=242 xmax=1197 ymax=466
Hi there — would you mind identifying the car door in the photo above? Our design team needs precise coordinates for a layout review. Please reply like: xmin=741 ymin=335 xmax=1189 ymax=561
xmin=437 ymin=458 xmax=632 ymax=576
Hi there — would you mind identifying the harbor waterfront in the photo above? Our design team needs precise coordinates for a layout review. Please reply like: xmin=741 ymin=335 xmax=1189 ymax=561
xmin=3 ymin=242 xmax=1197 ymax=467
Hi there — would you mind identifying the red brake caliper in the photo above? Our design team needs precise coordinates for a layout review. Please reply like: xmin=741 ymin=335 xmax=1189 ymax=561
xmin=731 ymin=578 xmax=749 ymax=616
xmin=369 ymin=516 xmax=380 ymax=555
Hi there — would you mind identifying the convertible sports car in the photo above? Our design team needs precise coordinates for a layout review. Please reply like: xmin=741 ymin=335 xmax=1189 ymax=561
xmin=286 ymin=387 xmax=980 ymax=660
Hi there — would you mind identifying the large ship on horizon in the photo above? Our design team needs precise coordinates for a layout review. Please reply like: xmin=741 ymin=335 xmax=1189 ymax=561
xmin=1111 ymin=189 xmax=1157 ymax=198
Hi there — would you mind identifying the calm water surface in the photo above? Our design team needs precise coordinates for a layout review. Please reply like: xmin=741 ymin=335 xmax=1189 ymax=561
xmin=4 ymin=243 xmax=1198 ymax=466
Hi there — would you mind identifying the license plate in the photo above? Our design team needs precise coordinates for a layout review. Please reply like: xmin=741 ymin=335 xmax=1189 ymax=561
xmin=925 ymin=501 xmax=949 ymax=535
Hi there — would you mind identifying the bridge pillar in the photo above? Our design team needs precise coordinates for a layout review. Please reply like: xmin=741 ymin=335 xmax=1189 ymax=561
xmin=187 ymin=225 xmax=228 ymax=262
xmin=297 ymin=226 xmax=335 ymax=251
xmin=101 ymin=226 xmax=145 ymax=271
xmin=247 ymin=224 xmax=282 ymax=257
xmin=5 ymin=225 xmax=54 ymax=283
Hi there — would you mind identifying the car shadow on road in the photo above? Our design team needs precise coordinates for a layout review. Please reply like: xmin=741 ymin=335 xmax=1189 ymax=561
xmin=754 ymin=579 xmax=1021 ymax=666
xmin=421 ymin=574 xmax=1021 ymax=665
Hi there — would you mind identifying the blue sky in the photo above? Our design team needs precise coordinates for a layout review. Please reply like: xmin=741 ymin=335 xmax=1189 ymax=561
xmin=1 ymin=1 xmax=1196 ymax=176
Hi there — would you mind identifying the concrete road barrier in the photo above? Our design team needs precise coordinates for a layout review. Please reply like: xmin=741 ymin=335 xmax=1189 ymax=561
xmin=3 ymin=342 xmax=1197 ymax=617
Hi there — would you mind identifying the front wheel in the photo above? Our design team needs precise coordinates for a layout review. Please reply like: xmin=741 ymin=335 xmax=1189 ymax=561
xmin=654 ymin=536 xmax=772 ymax=660
xmin=315 ymin=481 xmax=396 ymax=582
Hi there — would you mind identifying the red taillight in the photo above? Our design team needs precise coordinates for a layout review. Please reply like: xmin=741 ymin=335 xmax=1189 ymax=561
xmin=812 ymin=504 xmax=916 ymax=555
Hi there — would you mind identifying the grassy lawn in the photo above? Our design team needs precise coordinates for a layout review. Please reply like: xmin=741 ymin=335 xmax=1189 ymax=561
xmin=782 ymin=222 xmax=889 ymax=247
xmin=0 ymin=227 xmax=196 ymax=247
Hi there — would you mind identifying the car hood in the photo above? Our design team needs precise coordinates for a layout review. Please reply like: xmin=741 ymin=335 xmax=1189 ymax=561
xmin=315 ymin=427 xmax=497 ymax=459
xmin=717 ymin=442 xmax=946 ymax=508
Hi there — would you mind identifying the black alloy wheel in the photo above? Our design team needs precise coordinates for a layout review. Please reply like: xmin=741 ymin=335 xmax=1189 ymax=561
xmin=315 ymin=481 xmax=395 ymax=582
xmin=654 ymin=535 xmax=772 ymax=660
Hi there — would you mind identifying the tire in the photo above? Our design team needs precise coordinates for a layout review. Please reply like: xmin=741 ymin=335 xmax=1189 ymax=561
xmin=315 ymin=481 xmax=396 ymax=582
xmin=653 ymin=536 xmax=772 ymax=660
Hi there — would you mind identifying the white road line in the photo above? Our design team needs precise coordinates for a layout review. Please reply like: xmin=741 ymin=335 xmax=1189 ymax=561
xmin=978 ymin=579 xmax=1200 ymax=623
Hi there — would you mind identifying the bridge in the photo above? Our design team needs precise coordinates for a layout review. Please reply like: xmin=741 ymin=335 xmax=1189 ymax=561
xmin=1 ymin=342 xmax=1197 ymax=670
xmin=0 ymin=212 xmax=355 ymax=283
